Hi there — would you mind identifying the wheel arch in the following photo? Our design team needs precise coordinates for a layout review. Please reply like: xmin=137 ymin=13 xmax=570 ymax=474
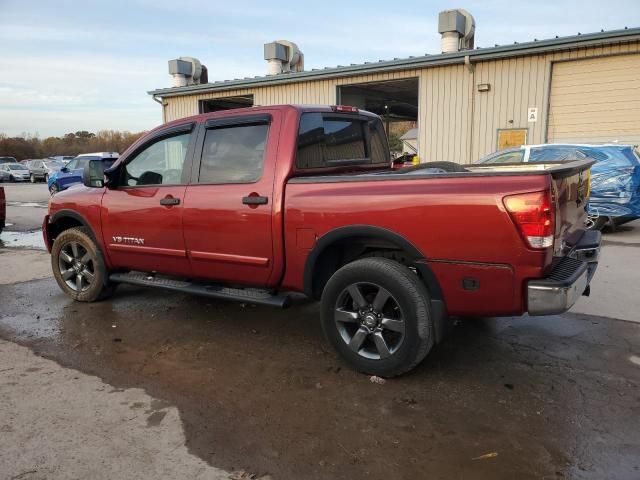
xmin=304 ymin=225 xmax=448 ymax=343
xmin=47 ymin=210 xmax=98 ymax=250
xmin=303 ymin=225 xmax=443 ymax=300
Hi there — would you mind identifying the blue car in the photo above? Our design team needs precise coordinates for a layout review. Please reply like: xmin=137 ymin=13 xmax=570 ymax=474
xmin=477 ymin=144 xmax=640 ymax=230
xmin=48 ymin=152 xmax=118 ymax=195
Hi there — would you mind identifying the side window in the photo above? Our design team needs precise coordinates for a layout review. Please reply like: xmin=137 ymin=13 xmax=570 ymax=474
xmin=65 ymin=160 xmax=77 ymax=170
xmin=124 ymin=132 xmax=191 ymax=186
xmin=483 ymin=150 xmax=525 ymax=164
xmin=199 ymin=124 xmax=268 ymax=184
xmin=296 ymin=113 xmax=389 ymax=169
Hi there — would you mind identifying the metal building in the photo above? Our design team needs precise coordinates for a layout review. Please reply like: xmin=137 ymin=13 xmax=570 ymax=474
xmin=149 ymin=16 xmax=640 ymax=164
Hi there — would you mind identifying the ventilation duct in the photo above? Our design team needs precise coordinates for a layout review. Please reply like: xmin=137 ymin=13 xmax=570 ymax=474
xmin=438 ymin=9 xmax=475 ymax=53
xmin=168 ymin=57 xmax=207 ymax=87
xmin=264 ymin=40 xmax=304 ymax=75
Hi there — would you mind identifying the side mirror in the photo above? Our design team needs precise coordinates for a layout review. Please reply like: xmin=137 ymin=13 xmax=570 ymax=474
xmin=60 ymin=167 xmax=69 ymax=173
xmin=82 ymin=160 xmax=106 ymax=188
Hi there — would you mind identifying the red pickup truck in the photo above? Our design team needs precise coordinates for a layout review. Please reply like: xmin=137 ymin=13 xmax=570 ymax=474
xmin=44 ymin=105 xmax=600 ymax=376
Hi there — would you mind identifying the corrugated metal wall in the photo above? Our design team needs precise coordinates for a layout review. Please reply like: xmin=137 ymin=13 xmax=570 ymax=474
xmin=162 ymin=40 xmax=640 ymax=163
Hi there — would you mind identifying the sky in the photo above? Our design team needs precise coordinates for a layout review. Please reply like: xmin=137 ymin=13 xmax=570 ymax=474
xmin=1 ymin=0 xmax=639 ymax=137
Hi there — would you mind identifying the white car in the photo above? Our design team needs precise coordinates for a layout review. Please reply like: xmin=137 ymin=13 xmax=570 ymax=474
xmin=0 ymin=163 xmax=31 ymax=182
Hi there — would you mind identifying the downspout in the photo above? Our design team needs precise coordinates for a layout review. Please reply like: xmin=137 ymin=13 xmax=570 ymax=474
xmin=152 ymin=94 xmax=167 ymax=123
xmin=465 ymin=55 xmax=475 ymax=164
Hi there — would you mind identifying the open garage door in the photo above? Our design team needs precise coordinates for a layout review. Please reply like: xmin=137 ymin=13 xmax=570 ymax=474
xmin=199 ymin=95 xmax=254 ymax=113
xmin=548 ymin=54 xmax=640 ymax=144
xmin=338 ymin=78 xmax=419 ymax=156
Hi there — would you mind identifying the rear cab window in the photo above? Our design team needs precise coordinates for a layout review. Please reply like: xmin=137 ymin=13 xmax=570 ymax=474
xmin=296 ymin=112 xmax=389 ymax=170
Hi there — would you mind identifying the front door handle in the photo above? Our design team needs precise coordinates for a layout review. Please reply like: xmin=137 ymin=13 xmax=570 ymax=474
xmin=242 ymin=195 xmax=268 ymax=205
xmin=160 ymin=196 xmax=180 ymax=206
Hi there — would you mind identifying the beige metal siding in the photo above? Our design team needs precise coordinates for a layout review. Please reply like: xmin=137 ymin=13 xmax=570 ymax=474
xmin=162 ymin=40 xmax=640 ymax=163
xmin=548 ymin=53 xmax=640 ymax=143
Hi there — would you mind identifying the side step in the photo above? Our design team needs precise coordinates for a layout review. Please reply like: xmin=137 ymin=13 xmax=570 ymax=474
xmin=109 ymin=272 xmax=291 ymax=308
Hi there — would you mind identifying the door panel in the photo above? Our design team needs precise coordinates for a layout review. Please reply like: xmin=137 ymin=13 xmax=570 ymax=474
xmin=101 ymin=186 xmax=191 ymax=276
xmin=100 ymin=126 xmax=196 ymax=276
xmin=183 ymin=113 xmax=281 ymax=285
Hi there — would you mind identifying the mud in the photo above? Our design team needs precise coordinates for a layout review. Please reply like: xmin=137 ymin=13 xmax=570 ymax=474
xmin=1 ymin=278 xmax=639 ymax=479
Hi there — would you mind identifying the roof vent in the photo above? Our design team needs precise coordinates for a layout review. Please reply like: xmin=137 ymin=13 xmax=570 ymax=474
xmin=438 ymin=9 xmax=475 ymax=53
xmin=264 ymin=40 xmax=304 ymax=75
xmin=168 ymin=57 xmax=208 ymax=87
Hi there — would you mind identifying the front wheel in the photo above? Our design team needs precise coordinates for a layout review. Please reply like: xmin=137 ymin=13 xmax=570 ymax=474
xmin=321 ymin=257 xmax=434 ymax=377
xmin=51 ymin=227 xmax=115 ymax=302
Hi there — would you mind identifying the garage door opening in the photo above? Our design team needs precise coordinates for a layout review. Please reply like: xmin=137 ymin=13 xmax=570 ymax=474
xmin=338 ymin=78 xmax=419 ymax=156
xmin=199 ymin=95 xmax=254 ymax=113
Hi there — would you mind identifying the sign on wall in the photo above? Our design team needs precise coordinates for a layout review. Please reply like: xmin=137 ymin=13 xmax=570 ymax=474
xmin=497 ymin=128 xmax=528 ymax=150
xmin=527 ymin=107 xmax=538 ymax=123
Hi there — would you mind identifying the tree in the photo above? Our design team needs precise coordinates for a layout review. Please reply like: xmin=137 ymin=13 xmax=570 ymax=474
xmin=0 ymin=130 xmax=147 ymax=160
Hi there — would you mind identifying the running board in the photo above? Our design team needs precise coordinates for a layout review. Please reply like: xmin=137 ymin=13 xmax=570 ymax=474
xmin=109 ymin=272 xmax=291 ymax=308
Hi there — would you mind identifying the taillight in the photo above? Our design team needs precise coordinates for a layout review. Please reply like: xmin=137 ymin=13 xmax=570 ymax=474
xmin=503 ymin=190 xmax=554 ymax=249
xmin=331 ymin=105 xmax=359 ymax=113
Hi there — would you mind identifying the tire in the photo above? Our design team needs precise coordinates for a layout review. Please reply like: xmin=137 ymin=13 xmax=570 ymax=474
xmin=587 ymin=216 xmax=608 ymax=231
xmin=321 ymin=257 xmax=433 ymax=377
xmin=49 ymin=183 xmax=59 ymax=195
xmin=44 ymin=174 xmax=49 ymax=182
xmin=51 ymin=226 xmax=115 ymax=302
xmin=9 ymin=175 xmax=14 ymax=182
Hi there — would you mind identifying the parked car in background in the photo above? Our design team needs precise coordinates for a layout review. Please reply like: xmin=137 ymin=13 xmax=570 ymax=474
xmin=26 ymin=159 xmax=64 ymax=183
xmin=476 ymin=144 xmax=640 ymax=230
xmin=47 ymin=152 xmax=118 ymax=194
xmin=0 ymin=162 xmax=30 ymax=182
xmin=0 ymin=157 xmax=17 ymax=164
xmin=48 ymin=156 xmax=75 ymax=163
xmin=0 ymin=165 xmax=10 ymax=182
xmin=0 ymin=186 xmax=5 ymax=234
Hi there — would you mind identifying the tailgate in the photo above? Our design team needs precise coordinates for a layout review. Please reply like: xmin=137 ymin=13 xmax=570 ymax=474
xmin=548 ymin=159 xmax=594 ymax=258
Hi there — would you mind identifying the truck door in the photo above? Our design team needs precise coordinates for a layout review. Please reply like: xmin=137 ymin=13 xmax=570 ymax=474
xmin=182 ymin=112 xmax=280 ymax=286
xmin=101 ymin=123 xmax=196 ymax=277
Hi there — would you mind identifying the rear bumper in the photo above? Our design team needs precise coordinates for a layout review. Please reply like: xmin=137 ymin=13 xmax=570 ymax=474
xmin=527 ymin=230 xmax=601 ymax=316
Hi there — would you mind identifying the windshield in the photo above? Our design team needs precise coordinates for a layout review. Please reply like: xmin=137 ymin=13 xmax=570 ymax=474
xmin=45 ymin=161 xmax=64 ymax=168
xmin=8 ymin=164 xmax=28 ymax=170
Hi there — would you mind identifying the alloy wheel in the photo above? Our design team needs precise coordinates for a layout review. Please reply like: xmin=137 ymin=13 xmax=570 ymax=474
xmin=334 ymin=282 xmax=406 ymax=360
xmin=58 ymin=241 xmax=96 ymax=292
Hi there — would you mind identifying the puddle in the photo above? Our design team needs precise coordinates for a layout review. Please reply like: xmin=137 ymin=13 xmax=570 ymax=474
xmin=7 ymin=201 xmax=48 ymax=208
xmin=0 ymin=230 xmax=45 ymax=249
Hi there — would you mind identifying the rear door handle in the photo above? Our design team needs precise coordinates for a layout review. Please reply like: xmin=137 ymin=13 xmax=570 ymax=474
xmin=242 ymin=195 xmax=268 ymax=205
xmin=160 ymin=197 xmax=180 ymax=206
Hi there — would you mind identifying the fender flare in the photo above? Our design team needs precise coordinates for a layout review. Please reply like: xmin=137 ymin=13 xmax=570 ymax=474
xmin=48 ymin=209 xmax=101 ymax=248
xmin=303 ymin=224 xmax=443 ymax=301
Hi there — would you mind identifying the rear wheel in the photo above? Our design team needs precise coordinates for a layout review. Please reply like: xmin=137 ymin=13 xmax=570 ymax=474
xmin=321 ymin=257 xmax=434 ymax=377
xmin=51 ymin=227 xmax=115 ymax=302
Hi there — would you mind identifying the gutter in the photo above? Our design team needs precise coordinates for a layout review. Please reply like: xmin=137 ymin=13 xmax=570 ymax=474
xmin=152 ymin=94 xmax=167 ymax=123
xmin=148 ymin=28 xmax=640 ymax=98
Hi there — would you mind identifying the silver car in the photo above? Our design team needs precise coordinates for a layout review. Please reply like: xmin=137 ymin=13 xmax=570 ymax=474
xmin=26 ymin=159 xmax=63 ymax=183
xmin=0 ymin=163 xmax=30 ymax=182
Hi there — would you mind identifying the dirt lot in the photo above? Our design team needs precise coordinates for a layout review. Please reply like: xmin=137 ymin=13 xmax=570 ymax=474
xmin=1 ymin=183 xmax=639 ymax=479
